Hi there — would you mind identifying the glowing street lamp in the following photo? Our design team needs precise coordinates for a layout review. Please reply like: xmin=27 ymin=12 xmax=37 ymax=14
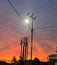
xmin=25 ymin=19 xmax=29 ymax=24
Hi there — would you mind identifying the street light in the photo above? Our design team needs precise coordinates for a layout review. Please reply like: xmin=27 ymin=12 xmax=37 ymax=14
xmin=25 ymin=13 xmax=36 ymax=60
xmin=25 ymin=19 xmax=29 ymax=24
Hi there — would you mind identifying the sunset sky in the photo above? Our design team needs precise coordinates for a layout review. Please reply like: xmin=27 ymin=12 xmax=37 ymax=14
xmin=0 ymin=0 xmax=57 ymax=62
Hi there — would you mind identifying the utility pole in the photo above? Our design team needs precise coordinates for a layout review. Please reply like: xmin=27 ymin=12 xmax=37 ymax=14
xmin=20 ymin=37 xmax=28 ymax=60
xmin=56 ymin=47 xmax=57 ymax=53
xmin=27 ymin=13 xmax=36 ymax=60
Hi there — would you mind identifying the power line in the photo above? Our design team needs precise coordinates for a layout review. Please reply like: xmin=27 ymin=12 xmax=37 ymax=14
xmin=34 ymin=1 xmax=57 ymax=24
xmin=36 ymin=4 xmax=57 ymax=18
xmin=35 ymin=0 xmax=56 ymax=15
xmin=0 ymin=0 xmax=57 ymax=52
xmin=1 ymin=19 xmax=57 ymax=39
xmin=40 ymin=25 xmax=57 ymax=29
xmin=8 ymin=0 xmax=23 ymax=20
xmin=0 ymin=16 xmax=57 ymax=35
xmin=34 ymin=28 xmax=57 ymax=36
xmin=1 ymin=24 xmax=57 ymax=50
xmin=0 ymin=41 xmax=19 ymax=51
xmin=35 ymin=25 xmax=57 ymax=30
xmin=33 ymin=0 xmax=57 ymax=20
xmin=7 ymin=0 xmax=57 ymax=32
xmin=0 ymin=21 xmax=20 ymax=35
xmin=34 ymin=0 xmax=54 ymax=12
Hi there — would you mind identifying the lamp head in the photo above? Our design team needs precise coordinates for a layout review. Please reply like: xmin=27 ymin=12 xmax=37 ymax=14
xmin=25 ymin=19 xmax=29 ymax=24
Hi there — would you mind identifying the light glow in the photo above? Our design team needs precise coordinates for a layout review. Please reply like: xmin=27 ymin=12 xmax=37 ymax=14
xmin=25 ymin=19 xmax=29 ymax=24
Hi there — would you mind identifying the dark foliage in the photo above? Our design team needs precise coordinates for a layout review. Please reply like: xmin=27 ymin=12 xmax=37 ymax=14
xmin=0 ymin=61 xmax=10 ymax=65
xmin=0 ymin=57 xmax=50 ymax=65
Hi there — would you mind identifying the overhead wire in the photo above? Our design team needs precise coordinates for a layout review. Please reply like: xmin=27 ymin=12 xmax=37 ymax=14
xmin=38 ymin=25 xmax=57 ymax=30
xmin=7 ymin=0 xmax=57 ymax=22
xmin=5 ymin=0 xmax=57 ymax=34
xmin=33 ymin=0 xmax=57 ymax=21
xmin=8 ymin=0 xmax=23 ymax=20
xmin=33 ymin=25 xmax=57 ymax=41
xmin=0 ymin=23 xmax=20 ymax=51
xmin=34 ymin=28 xmax=57 ymax=36
xmin=1 ymin=0 xmax=57 ymax=50
xmin=35 ymin=0 xmax=56 ymax=15
xmin=36 ymin=4 xmax=57 ymax=18
xmin=2 ymin=1 xmax=57 ymax=38
xmin=7 ymin=0 xmax=57 ymax=30
xmin=6 ymin=0 xmax=57 ymax=56
xmin=34 ymin=0 xmax=54 ymax=13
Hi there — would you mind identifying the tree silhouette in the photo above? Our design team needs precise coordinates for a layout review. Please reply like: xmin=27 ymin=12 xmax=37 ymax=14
xmin=11 ymin=56 xmax=17 ymax=65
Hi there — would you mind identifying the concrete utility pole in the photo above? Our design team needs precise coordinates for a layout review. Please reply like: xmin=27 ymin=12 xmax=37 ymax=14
xmin=27 ymin=13 xmax=36 ymax=60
